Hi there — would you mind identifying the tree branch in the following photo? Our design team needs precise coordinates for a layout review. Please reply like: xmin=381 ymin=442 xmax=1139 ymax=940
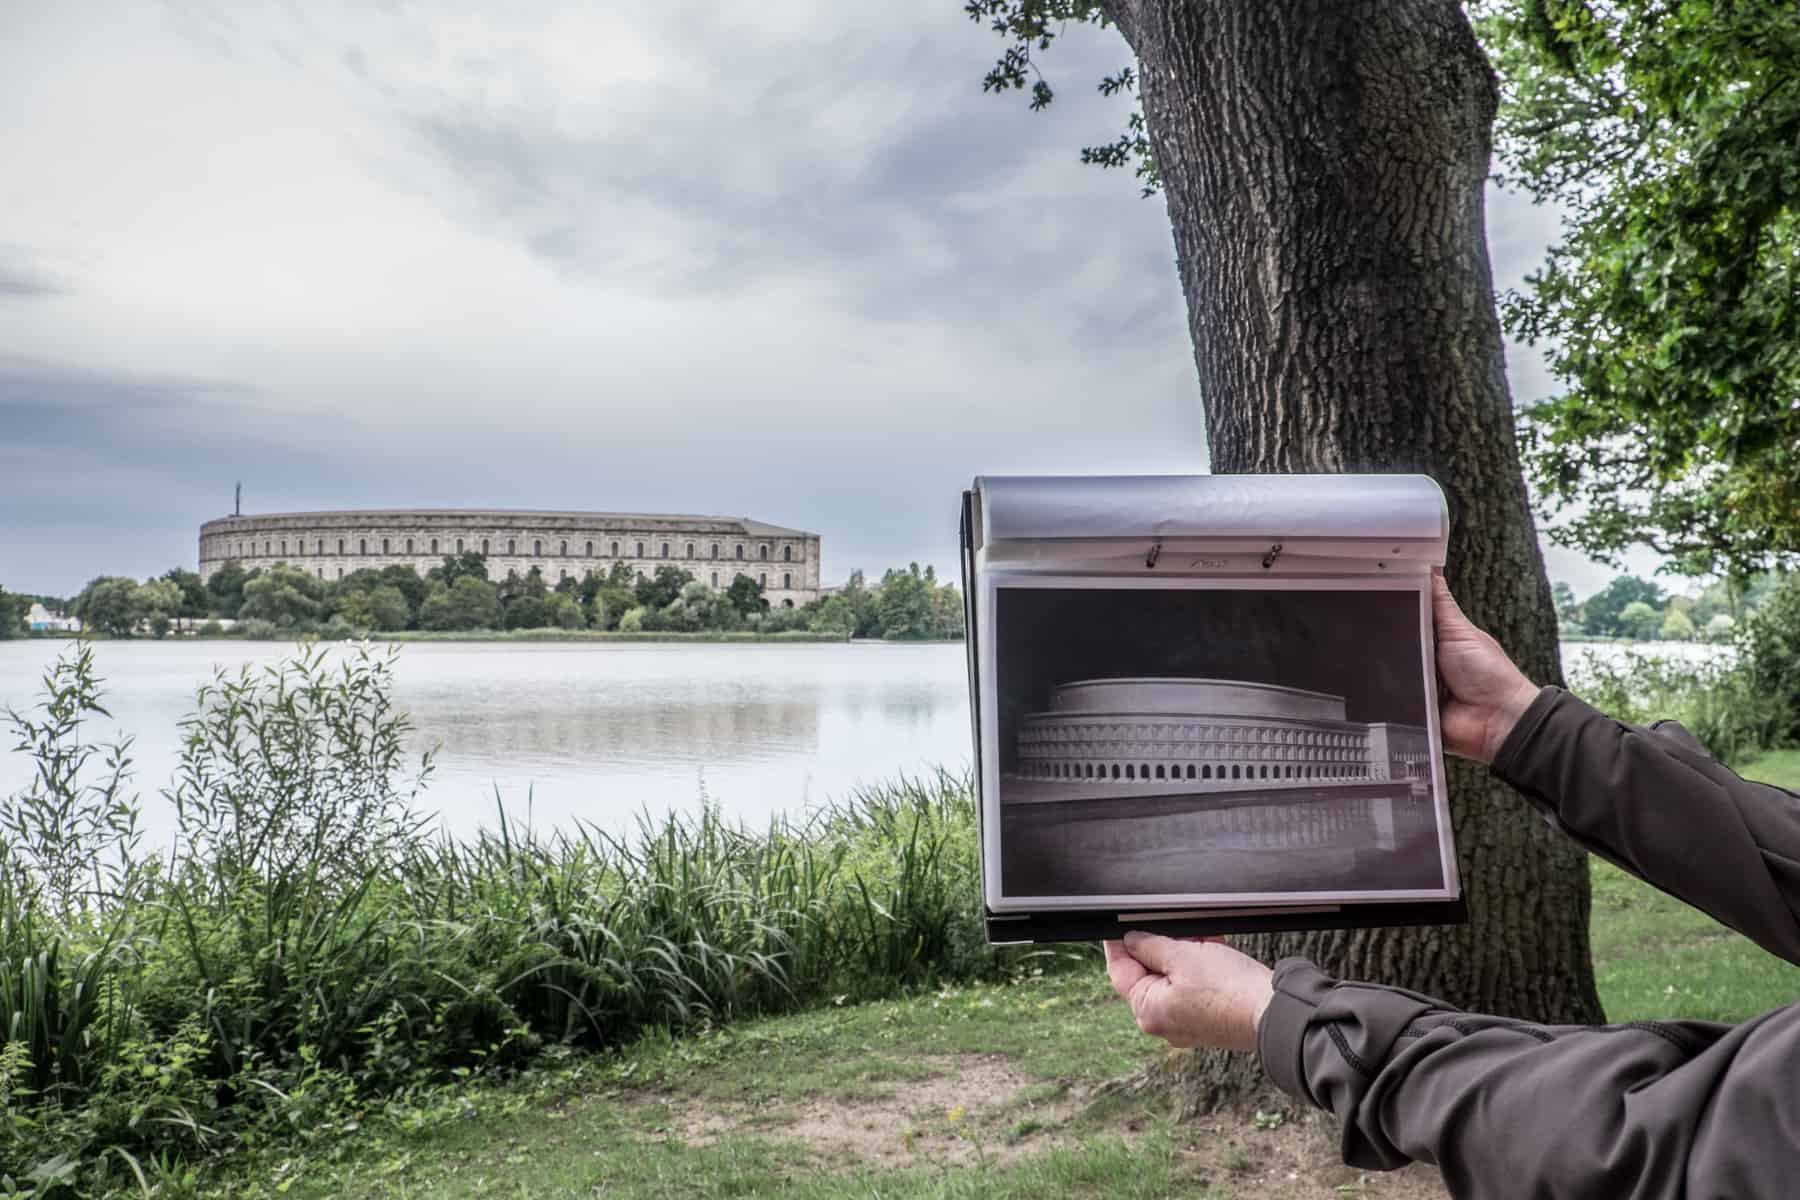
xmin=1098 ymin=0 xmax=1145 ymax=49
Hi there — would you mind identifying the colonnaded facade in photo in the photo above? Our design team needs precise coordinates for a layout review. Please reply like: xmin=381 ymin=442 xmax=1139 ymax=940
xmin=998 ymin=678 xmax=1443 ymax=897
xmin=198 ymin=509 xmax=823 ymax=609
xmin=1008 ymin=678 xmax=1431 ymax=796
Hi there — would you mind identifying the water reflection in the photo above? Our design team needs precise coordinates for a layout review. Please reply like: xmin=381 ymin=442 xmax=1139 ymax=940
xmin=0 ymin=640 xmax=972 ymax=843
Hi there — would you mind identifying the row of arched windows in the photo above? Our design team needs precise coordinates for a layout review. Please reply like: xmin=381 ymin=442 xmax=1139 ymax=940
xmin=1020 ymin=723 xmax=1367 ymax=749
xmin=1021 ymin=761 xmax=1375 ymax=783
xmin=220 ymin=534 xmax=806 ymax=571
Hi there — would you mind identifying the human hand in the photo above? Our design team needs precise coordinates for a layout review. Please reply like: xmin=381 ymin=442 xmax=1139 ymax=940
xmin=1103 ymin=932 xmax=1274 ymax=1052
xmin=1432 ymin=571 xmax=1540 ymax=764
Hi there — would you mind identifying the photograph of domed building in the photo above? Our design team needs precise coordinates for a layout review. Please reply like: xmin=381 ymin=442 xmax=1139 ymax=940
xmin=198 ymin=509 xmax=822 ymax=609
xmin=989 ymin=583 xmax=1450 ymax=901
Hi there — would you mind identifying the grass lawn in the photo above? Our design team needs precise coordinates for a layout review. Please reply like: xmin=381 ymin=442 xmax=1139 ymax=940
xmin=205 ymin=754 xmax=1800 ymax=1198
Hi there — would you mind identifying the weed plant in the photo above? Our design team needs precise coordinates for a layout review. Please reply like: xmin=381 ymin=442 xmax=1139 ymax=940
xmin=0 ymin=642 xmax=1018 ymax=1195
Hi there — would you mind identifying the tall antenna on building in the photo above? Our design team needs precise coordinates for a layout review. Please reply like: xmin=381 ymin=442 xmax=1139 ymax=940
xmin=235 ymin=482 xmax=242 ymax=518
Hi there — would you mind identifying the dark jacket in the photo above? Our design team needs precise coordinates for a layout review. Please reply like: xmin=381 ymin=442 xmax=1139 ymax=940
xmin=1257 ymin=686 xmax=1800 ymax=1199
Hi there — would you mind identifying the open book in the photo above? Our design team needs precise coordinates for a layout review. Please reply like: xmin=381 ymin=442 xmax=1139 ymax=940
xmin=959 ymin=475 xmax=1466 ymax=942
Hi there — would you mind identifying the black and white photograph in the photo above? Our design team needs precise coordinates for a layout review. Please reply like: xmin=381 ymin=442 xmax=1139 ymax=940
xmin=986 ymin=578 xmax=1453 ymax=906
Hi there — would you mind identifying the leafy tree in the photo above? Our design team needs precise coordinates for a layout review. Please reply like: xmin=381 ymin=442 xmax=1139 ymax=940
xmin=965 ymin=0 xmax=1605 ymax=1103
xmin=136 ymin=578 xmax=183 ymax=639
xmin=1581 ymin=576 xmax=1668 ymax=638
xmin=73 ymin=576 xmax=142 ymax=637
xmin=616 ymin=605 xmax=648 ymax=633
xmin=237 ymin=565 xmax=329 ymax=629
xmin=877 ymin=564 xmax=936 ymax=641
xmin=502 ymin=595 xmax=549 ymax=630
xmin=723 ymin=573 xmax=769 ymax=619
xmin=340 ymin=585 xmax=411 ymax=632
xmin=429 ymin=551 xmax=489 ymax=586
xmin=162 ymin=568 xmax=210 ymax=619
xmin=376 ymin=565 xmax=428 ymax=624
xmin=1706 ymin=613 xmax=1738 ymax=642
xmin=1659 ymin=608 xmax=1697 ymax=642
xmin=0 ymin=586 xmax=25 ymax=638
xmin=1476 ymin=0 xmax=1800 ymax=575
xmin=635 ymin=566 xmax=694 ymax=612
xmin=662 ymin=581 xmax=740 ymax=632
xmin=1617 ymin=600 xmax=1663 ymax=641
xmin=205 ymin=561 xmax=249 ymax=618
xmin=808 ymin=595 xmax=856 ymax=637
xmin=543 ymin=592 xmax=586 ymax=630
xmin=418 ymin=577 xmax=500 ymax=631
xmin=836 ymin=569 xmax=883 ymax=638
xmin=931 ymin=581 xmax=966 ymax=639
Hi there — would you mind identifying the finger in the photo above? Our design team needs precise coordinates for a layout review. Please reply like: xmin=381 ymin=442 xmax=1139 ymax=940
xmin=1122 ymin=930 xmax=1183 ymax=973
xmin=1104 ymin=939 xmax=1148 ymax=999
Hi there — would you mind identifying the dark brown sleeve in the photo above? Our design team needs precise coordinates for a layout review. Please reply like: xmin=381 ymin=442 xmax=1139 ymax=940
xmin=1259 ymin=958 xmax=1800 ymax=1197
xmin=1492 ymin=686 xmax=1800 ymax=966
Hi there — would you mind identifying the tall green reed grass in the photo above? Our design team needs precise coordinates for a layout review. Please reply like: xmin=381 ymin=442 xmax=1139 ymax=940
xmin=0 ymin=642 xmax=1019 ymax=1195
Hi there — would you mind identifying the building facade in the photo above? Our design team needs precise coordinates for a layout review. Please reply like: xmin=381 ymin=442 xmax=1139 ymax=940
xmin=1010 ymin=678 xmax=1431 ymax=793
xmin=199 ymin=509 xmax=823 ymax=609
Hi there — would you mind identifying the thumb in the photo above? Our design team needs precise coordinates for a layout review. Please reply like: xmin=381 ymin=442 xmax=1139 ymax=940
xmin=1122 ymin=931 xmax=1181 ymax=974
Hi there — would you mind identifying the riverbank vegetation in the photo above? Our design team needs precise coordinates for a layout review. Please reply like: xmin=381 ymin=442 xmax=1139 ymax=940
xmin=6 ymin=591 xmax=1800 ymax=1194
xmin=0 ymin=643 xmax=1008 ymax=1196
xmin=13 ymin=554 xmax=964 ymax=644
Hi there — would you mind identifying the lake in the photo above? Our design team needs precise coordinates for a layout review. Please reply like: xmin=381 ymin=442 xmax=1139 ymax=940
xmin=0 ymin=637 xmax=1721 ymax=846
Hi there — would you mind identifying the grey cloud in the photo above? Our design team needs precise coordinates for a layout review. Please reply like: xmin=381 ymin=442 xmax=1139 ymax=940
xmin=0 ymin=249 xmax=63 ymax=300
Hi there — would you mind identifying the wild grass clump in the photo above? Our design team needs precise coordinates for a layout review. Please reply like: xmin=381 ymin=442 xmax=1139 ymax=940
xmin=0 ymin=642 xmax=1025 ymax=1195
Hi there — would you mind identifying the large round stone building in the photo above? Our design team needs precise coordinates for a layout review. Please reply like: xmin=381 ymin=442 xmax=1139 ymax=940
xmin=1010 ymin=678 xmax=1431 ymax=794
xmin=199 ymin=509 xmax=822 ymax=608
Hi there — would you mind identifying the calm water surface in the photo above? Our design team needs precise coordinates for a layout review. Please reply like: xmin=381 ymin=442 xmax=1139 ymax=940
xmin=0 ymin=637 xmax=1721 ymax=846
xmin=0 ymin=640 xmax=972 ymax=844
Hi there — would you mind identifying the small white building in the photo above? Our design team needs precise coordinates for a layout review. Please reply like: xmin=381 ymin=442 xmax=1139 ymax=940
xmin=26 ymin=603 xmax=82 ymax=633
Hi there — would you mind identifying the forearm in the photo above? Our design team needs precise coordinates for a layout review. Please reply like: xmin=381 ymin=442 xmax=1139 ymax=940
xmin=1493 ymin=687 xmax=1800 ymax=965
xmin=1260 ymin=959 xmax=1798 ymax=1199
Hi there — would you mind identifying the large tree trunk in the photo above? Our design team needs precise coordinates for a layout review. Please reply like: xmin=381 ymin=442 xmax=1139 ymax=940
xmin=1099 ymin=0 xmax=1604 ymax=1110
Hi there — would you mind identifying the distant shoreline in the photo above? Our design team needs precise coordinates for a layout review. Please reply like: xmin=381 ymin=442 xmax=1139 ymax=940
xmin=18 ymin=629 xmax=966 ymax=646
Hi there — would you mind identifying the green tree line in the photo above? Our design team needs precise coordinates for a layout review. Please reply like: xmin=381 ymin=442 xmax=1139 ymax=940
xmin=1553 ymin=572 xmax=1790 ymax=643
xmin=29 ymin=556 xmax=966 ymax=641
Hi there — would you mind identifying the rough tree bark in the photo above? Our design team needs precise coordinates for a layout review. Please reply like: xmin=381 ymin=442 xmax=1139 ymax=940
xmin=1098 ymin=0 xmax=1605 ymax=1109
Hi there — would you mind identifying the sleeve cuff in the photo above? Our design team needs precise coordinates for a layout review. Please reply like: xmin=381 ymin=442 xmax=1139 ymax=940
xmin=1258 ymin=957 xmax=1335 ymax=1105
xmin=1489 ymin=684 xmax=1566 ymax=786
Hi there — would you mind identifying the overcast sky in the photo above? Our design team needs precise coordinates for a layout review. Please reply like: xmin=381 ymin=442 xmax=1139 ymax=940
xmin=1 ymin=1 xmax=1660 ymax=600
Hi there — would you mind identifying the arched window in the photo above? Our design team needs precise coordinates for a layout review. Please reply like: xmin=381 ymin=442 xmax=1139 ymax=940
xmin=381 ymin=538 xmax=389 ymax=554
xmin=685 ymin=543 xmax=695 ymax=559
xmin=481 ymin=539 xmax=490 ymax=555
xmin=635 ymin=541 xmax=644 ymax=558
xmin=456 ymin=538 xmax=464 ymax=553
xmin=710 ymin=572 xmax=719 ymax=587
xmin=758 ymin=572 xmax=767 ymax=586
xmin=1125 ymin=765 xmax=1134 ymax=780
xmin=559 ymin=568 xmax=567 ymax=580
xmin=280 ymin=539 xmax=287 ymax=555
xmin=586 ymin=541 xmax=594 ymax=556
xmin=783 ymin=545 xmax=792 ymax=562
xmin=782 ymin=572 xmax=791 ymax=589
xmin=431 ymin=538 xmax=439 ymax=554
xmin=336 ymin=567 xmax=344 ymax=579
xmin=317 ymin=539 xmax=324 ymax=554
xmin=611 ymin=541 xmax=620 ymax=557
xmin=1154 ymin=765 xmax=1165 ymax=780
xmin=533 ymin=540 xmax=541 ymax=556
xmin=735 ymin=545 xmax=745 ymax=560
xmin=560 ymin=540 xmax=568 ymax=556
xmin=1202 ymin=765 xmax=1211 ymax=779
xmin=661 ymin=542 xmax=670 ymax=558
xmin=1186 ymin=764 xmax=1196 ymax=779
xmin=406 ymin=538 xmax=414 ymax=554
xmin=359 ymin=538 xmax=367 ymax=554
xmin=759 ymin=544 xmax=769 ymax=560
xmin=508 ymin=539 xmax=516 ymax=555
xmin=1232 ymin=765 xmax=1241 ymax=780
xmin=1111 ymin=764 xmax=1120 ymax=780
xmin=316 ymin=567 xmax=323 ymax=579
xmin=263 ymin=541 xmax=270 ymax=555
xmin=711 ymin=543 xmax=720 ymax=559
